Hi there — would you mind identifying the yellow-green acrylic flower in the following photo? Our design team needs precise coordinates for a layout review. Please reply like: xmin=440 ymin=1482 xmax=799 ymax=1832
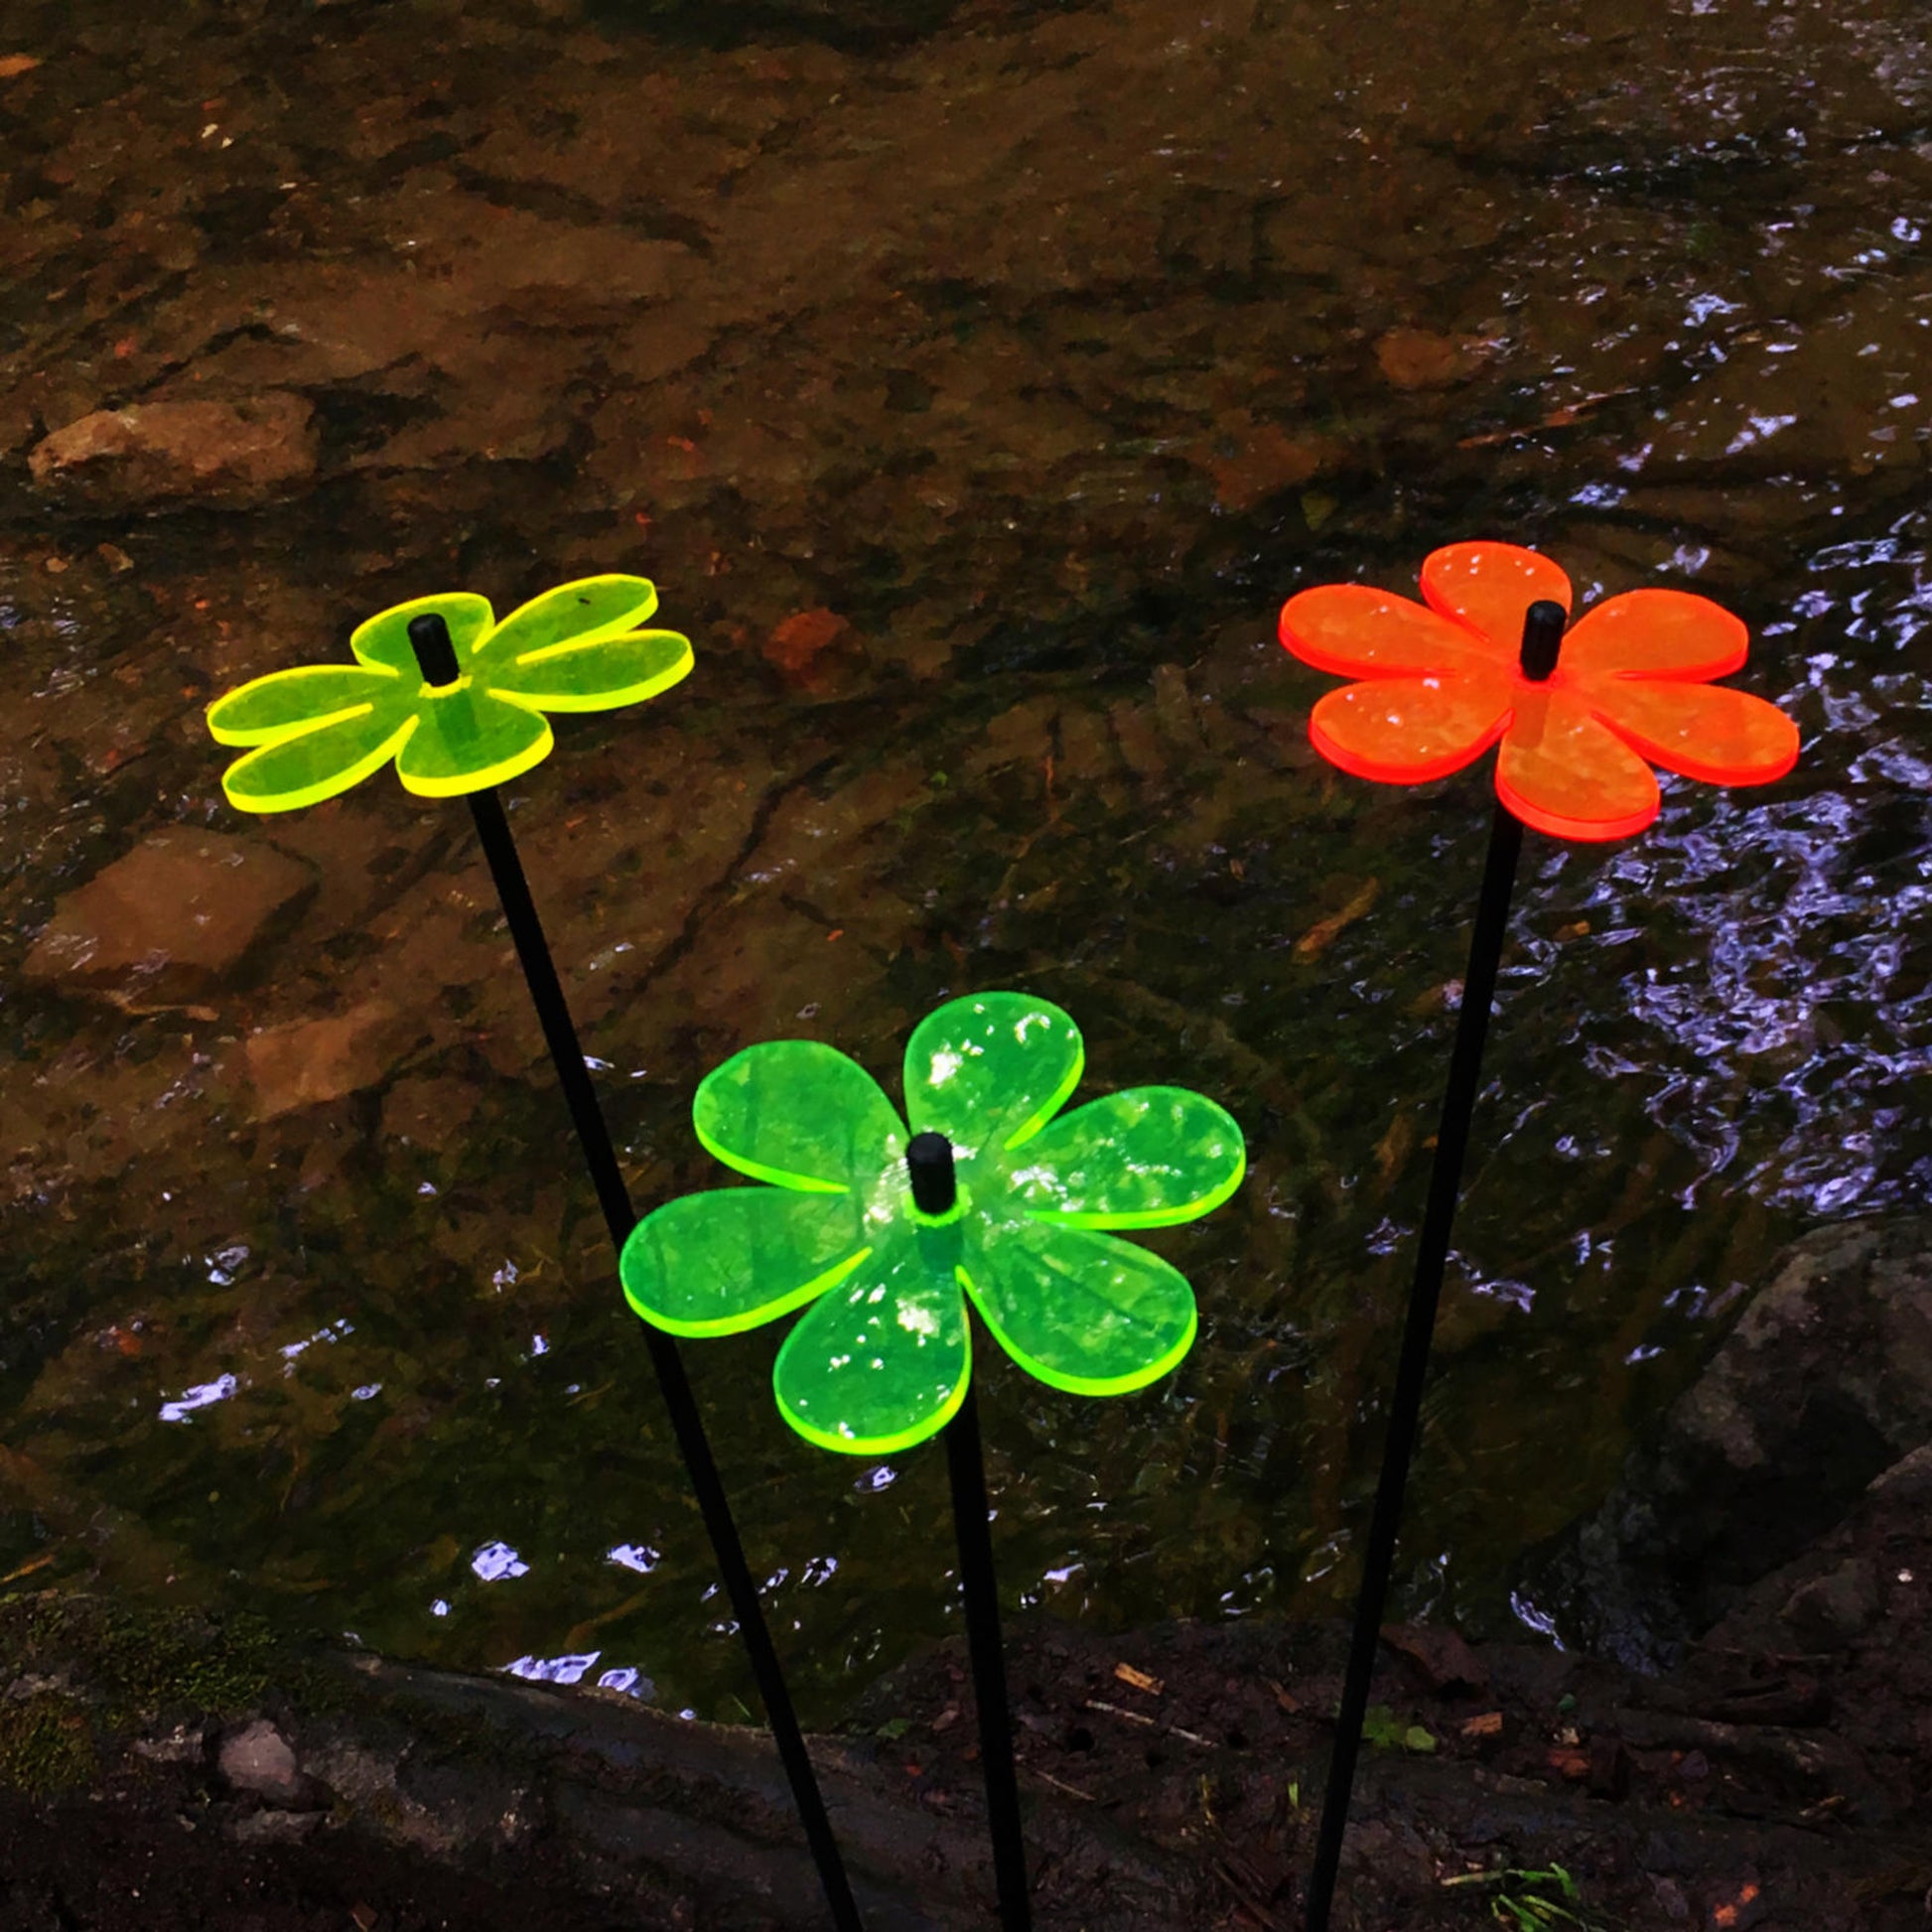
xmin=207 ymin=576 xmax=693 ymax=812
xmin=620 ymin=992 xmax=1246 ymax=1456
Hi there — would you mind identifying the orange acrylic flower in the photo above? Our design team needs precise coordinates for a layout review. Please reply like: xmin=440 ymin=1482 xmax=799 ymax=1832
xmin=1277 ymin=541 xmax=1798 ymax=841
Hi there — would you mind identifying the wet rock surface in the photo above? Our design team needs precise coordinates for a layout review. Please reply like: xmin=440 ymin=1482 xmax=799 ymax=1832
xmin=1541 ymin=1216 xmax=1932 ymax=1670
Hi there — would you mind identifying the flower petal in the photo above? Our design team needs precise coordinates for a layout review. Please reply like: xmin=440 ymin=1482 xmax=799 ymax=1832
xmin=471 ymin=575 xmax=663 ymax=675
xmin=772 ymin=1230 xmax=969 ymax=1454
xmin=1496 ymin=686 xmax=1659 ymax=841
xmin=1279 ymin=583 xmax=1502 ymax=678
xmin=218 ymin=702 xmax=416 ymax=813
xmin=1420 ymin=541 xmax=1573 ymax=655
xmin=694 ymin=1039 xmax=904 ymax=1191
xmin=620 ymin=1187 xmax=870 ymax=1337
xmin=904 ymin=992 xmax=1084 ymax=1157
xmin=207 ymin=664 xmax=402 ymax=747
xmin=1587 ymin=680 xmax=1798 ymax=787
xmin=1561 ymin=587 xmax=1748 ymax=682
xmin=485 ymin=627 xmax=693 ymax=713
xmin=961 ymin=1220 xmax=1196 ymax=1396
xmin=351 ymin=594 xmax=495 ymax=677
xmin=1309 ymin=671 xmax=1513 ymax=783
xmin=394 ymin=685 xmax=552 ymax=796
xmin=1002 ymin=1087 xmax=1245 ymax=1229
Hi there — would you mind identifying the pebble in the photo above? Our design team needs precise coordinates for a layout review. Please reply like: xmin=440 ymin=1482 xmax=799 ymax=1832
xmin=217 ymin=1719 xmax=304 ymax=1804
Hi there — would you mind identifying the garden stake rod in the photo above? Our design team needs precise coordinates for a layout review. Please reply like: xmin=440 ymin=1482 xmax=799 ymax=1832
xmin=909 ymin=1130 xmax=1034 ymax=1932
xmin=406 ymin=613 xmax=867 ymax=1932
xmin=1302 ymin=600 xmax=1563 ymax=1932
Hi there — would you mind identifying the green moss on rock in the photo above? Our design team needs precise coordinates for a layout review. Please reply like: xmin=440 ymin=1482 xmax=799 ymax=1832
xmin=0 ymin=1692 xmax=97 ymax=1796
xmin=0 ymin=1589 xmax=287 ymax=1727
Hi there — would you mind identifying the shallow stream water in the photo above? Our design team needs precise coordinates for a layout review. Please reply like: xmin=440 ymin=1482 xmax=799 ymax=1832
xmin=1 ymin=0 xmax=1928 ymax=1722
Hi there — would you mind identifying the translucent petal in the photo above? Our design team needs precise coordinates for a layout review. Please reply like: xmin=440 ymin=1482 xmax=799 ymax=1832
xmin=1420 ymin=542 xmax=1572 ymax=655
xmin=1562 ymin=588 xmax=1746 ymax=683
xmin=486 ymin=627 xmax=693 ymax=712
xmin=1309 ymin=671 xmax=1513 ymax=783
xmin=207 ymin=664 xmax=402 ymax=746
xmin=1001 ymin=1087 xmax=1245 ymax=1229
xmin=694 ymin=1039 xmax=904 ymax=1191
xmin=962 ymin=1220 xmax=1196 ymax=1396
xmin=903 ymin=992 xmax=1084 ymax=1158
xmin=1279 ymin=584 xmax=1502 ymax=679
xmin=471 ymin=576 xmax=662 ymax=674
xmin=620 ymin=1187 xmax=870 ymax=1337
xmin=351 ymin=594 xmax=495 ymax=677
xmin=394 ymin=684 xmax=552 ymax=796
xmin=772 ymin=1231 xmax=969 ymax=1454
xmin=1587 ymin=681 xmax=1799 ymax=787
xmin=219 ymin=703 xmax=416 ymax=813
xmin=1496 ymin=686 xmax=1659 ymax=841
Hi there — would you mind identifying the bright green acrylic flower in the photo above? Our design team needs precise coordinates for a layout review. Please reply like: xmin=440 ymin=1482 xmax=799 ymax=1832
xmin=206 ymin=576 xmax=693 ymax=812
xmin=620 ymin=992 xmax=1246 ymax=1456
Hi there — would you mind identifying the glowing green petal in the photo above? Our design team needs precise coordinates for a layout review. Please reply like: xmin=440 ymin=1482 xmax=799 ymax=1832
xmin=471 ymin=575 xmax=663 ymax=675
xmin=207 ymin=663 xmax=402 ymax=747
xmin=962 ymin=1219 xmax=1197 ymax=1396
xmin=621 ymin=1187 xmax=870 ymax=1337
xmin=903 ymin=992 xmax=1084 ymax=1159
xmin=772 ymin=1229 xmax=970 ymax=1454
xmin=394 ymin=684 xmax=553 ymax=796
xmin=351 ymin=593 xmax=495 ymax=677
xmin=1001 ymin=1087 xmax=1246 ymax=1229
xmin=486 ymin=626 xmax=693 ymax=713
xmin=694 ymin=1040 xmax=905 ymax=1192
xmin=219 ymin=700 xmax=417 ymax=813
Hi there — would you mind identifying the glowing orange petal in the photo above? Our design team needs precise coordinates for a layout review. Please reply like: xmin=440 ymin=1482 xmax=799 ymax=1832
xmin=1309 ymin=670 xmax=1513 ymax=783
xmin=1588 ymin=680 xmax=1798 ymax=786
xmin=1280 ymin=584 xmax=1499 ymax=679
xmin=1563 ymin=588 xmax=1746 ymax=682
xmin=1496 ymin=686 xmax=1658 ymax=841
xmin=1421 ymin=541 xmax=1572 ymax=654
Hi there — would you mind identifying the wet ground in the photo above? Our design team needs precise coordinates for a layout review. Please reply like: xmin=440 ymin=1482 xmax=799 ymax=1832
xmin=1 ymin=0 xmax=1929 ymax=1728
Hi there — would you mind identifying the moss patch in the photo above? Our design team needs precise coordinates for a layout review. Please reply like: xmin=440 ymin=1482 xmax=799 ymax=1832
xmin=0 ymin=1589 xmax=291 ymax=1728
xmin=0 ymin=1692 xmax=97 ymax=1796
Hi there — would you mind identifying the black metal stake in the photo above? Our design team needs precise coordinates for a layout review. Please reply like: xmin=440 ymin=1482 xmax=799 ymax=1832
xmin=945 ymin=1385 xmax=1031 ymax=1932
xmin=1303 ymin=600 xmax=1567 ymax=1932
xmin=407 ymin=616 xmax=865 ymax=1932
xmin=908 ymin=1130 xmax=1032 ymax=1932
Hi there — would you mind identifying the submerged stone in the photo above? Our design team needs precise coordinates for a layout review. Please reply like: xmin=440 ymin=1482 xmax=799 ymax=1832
xmin=28 ymin=394 xmax=318 ymax=505
xmin=24 ymin=828 xmax=314 ymax=1010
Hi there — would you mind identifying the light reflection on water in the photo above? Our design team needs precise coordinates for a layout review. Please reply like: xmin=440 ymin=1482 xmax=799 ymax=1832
xmin=1569 ymin=523 xmax=1932 ymax=1223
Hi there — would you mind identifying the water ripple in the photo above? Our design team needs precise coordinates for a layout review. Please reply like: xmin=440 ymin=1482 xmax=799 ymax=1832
xmin=1567 ymin=519 xmax=1932 ymax=1217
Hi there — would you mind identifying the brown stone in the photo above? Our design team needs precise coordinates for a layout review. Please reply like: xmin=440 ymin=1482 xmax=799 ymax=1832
xmin=28 ymin=393 xmax=318 ymax=505
xmin=1380 ymin=1622 xmax=1489 ymax=1694
xmin=244 ymin=1001 xmax=425 ymax=1121
xmin=24 ymin=828 xmax=314 ymax=1009
xmin=762 ymin=607 xmax=854 ymax=682
xmin=1190 ymin=412 xmax=1339 ymax=512
xmin=1374 ymin=327 xmax=1473 ymax=390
